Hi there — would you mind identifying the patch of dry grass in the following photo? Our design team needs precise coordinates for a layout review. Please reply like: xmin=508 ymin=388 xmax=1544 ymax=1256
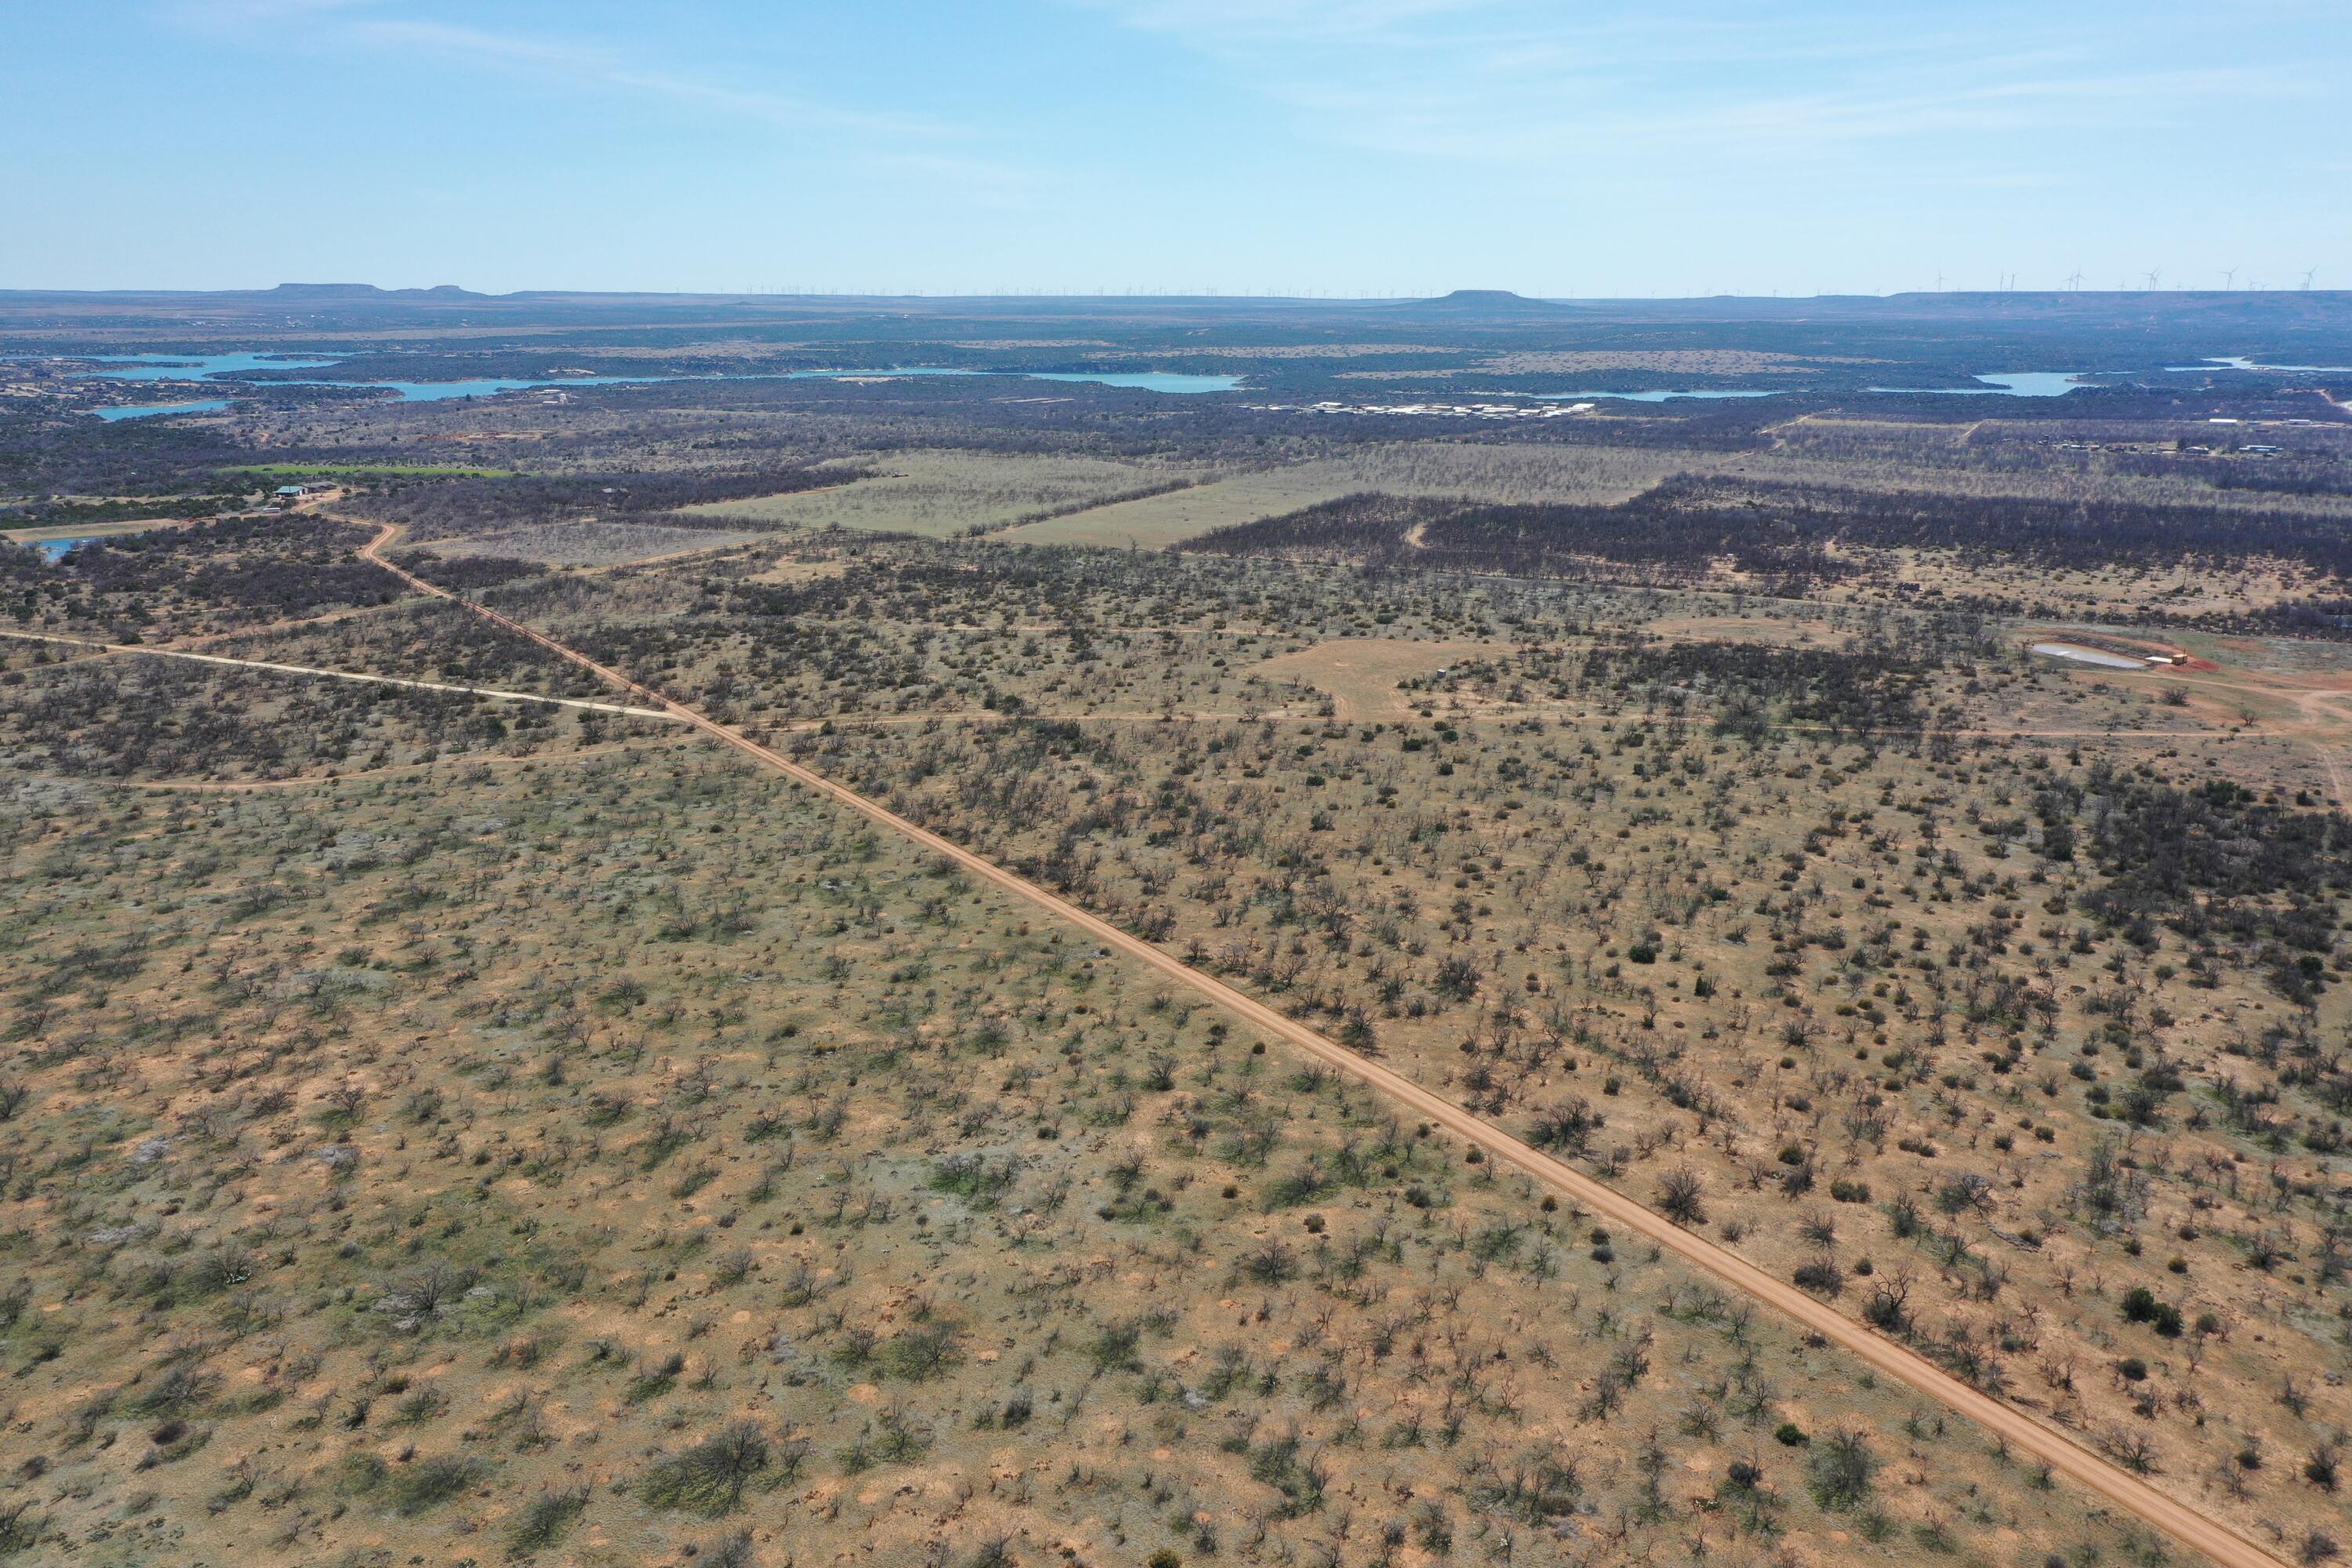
xmin=681 ymin=450 xmax=1202 ymax=539
xmin=1007 ymin=442 xmax=1682 ymax=548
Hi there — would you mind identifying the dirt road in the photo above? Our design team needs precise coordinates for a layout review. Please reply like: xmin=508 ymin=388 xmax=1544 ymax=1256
xmin=354 ymin=519 xmax=2281 ymax=1568
xmin=0 ymin=626 xmax=684 ymax=721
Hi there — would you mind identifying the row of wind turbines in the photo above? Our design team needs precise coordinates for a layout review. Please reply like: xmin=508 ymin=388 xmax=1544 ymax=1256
xmin=1937 ymin=268 xmax=2321 ymax=292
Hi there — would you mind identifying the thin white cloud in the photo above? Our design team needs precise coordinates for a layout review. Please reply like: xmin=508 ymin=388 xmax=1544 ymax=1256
xmin=1294 ymin=63 xmax=2302 ymax=162
xmin=1075 ymin=0 xmax=2323 ymax=169
xmin=345 ymin=19 xmax=953 ymax=140
xmin=160 ymin=3 xmax=1055 ymax=197
xmin=167 ymin=0 xmax=386 ymax=23
xmin=1079 ymin=0 xmax=1498 ymax=42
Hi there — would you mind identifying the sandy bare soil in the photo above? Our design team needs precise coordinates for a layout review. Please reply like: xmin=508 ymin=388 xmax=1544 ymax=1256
xmin=1250 ymin=637 xmax=1515 ymax=720
xmin=354 ymin=521 xmax=2294 ymax=1568
xmin=433 ymin=521 xmax=766 ymax=565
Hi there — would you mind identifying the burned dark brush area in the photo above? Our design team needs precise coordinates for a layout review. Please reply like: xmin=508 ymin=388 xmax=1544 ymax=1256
xmin=1196 ymin=474 xmax=2352 ymax=590
xmin=387 ymin=550 xmax=552 ymax=593
xmin=2073 ymin=771 xmax=2352 ymax=1000
xmin=0 ymin=659 xmax=595 ymax=778
xmin=1577 ymin=637 xmax=1944 ymax=739
xmin=1 ymin=514 xmax=395 ymax=637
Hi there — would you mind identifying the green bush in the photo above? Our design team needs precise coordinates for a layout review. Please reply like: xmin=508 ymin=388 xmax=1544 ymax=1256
xmin=388 ymin=1454 xmax=485 ymax=1515
xmin=0 ymin=1501 xmax=48 ymax=1559
xmin=506 ymin=1488 xmax=587 ymax=1557
xmin=1808 ymin=1430 xmax=1878 ymax=1511
xmin=879 ymin=1322 xmax=962 ymax=1381
xmin=641 ymin=1425 xmax=770 ymax=1515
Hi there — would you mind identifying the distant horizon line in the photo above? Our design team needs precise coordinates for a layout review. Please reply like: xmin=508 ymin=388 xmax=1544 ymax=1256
xmin=0 ymin=282 xmax=2343 ymax=304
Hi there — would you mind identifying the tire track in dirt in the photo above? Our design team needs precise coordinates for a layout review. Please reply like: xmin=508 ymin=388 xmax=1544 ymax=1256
xmin=0 ymin=627 xmax=684 ymax=720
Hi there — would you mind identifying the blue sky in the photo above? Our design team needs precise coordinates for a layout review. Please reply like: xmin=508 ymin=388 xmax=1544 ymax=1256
xmin=5 ymin=1 xmax=2346 ymax=296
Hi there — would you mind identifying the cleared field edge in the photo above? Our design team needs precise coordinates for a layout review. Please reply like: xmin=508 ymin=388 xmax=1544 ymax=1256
xmin=1015 ymin=437 xmax=2352 ymax=552
xmin=677 ymin=449 xmax=1207 ymax=539
xmin=1006 ymin=444 xmax=1687 ymax=549
xmin=423 ymin=521 xmax=768 ymax=564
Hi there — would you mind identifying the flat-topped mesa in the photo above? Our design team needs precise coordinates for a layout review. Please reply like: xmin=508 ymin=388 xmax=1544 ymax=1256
xmin=1392 ymin=288 xmax=1563 ymax=314
xmin=264 ymin=282 xmax=486 ymax=299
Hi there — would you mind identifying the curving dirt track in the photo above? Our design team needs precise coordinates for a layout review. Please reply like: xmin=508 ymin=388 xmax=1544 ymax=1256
xmin=353 ymin=518 xmax=2282 ymax=1568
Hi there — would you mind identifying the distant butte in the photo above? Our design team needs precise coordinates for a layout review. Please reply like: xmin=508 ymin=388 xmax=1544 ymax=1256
xmin=1392 ymin=289 xmax=1562 ymax=314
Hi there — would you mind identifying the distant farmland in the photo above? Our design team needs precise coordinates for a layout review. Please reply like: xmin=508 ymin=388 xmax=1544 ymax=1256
xmin=681 ymin=450 xmax=1203 ymax=539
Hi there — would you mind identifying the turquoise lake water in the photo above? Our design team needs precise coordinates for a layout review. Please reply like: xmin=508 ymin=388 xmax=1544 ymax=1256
xmin=67 ymin=353 xmax=1241 ymax=404
xmin=331 ymin=376 xmax=665 ymax=402
xmin=71 ymin=348 xmax=2252 ymax=412
xmin=91 ymin=398 xmax=234 ymax=422
xmin=80 ymin=353 xmax=339 ymax=380
xmin=1022 ymin=371 xmax=1241 ymax=393
xmin=2166 ymin=355 xmax=2352 ymax=373
xmin=1868 ymin=372 xmax=2103 ymax=397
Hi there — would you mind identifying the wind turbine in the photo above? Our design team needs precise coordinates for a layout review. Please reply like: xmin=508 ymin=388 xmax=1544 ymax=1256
xmin=2303 ymin=268 xmax=2320 ymax=290
xmin=2221 ymin=267 xmax=2238 ymax=291
xmin=2067 ymin=270 xmax=2085 ymax=292
xmin=2143 ymin=268 xmax=2162 ymax=292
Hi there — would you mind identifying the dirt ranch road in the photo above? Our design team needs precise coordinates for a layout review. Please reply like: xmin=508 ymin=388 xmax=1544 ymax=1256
xmin=353 ymin=519 xmax=2284 ymax=1568
xmin=0 ymin=626 xmax=684 ymax=721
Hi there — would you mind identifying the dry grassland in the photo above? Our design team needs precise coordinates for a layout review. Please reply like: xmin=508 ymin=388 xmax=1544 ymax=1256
xmin=681 ymin=452 xmax=1204 ymax=539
